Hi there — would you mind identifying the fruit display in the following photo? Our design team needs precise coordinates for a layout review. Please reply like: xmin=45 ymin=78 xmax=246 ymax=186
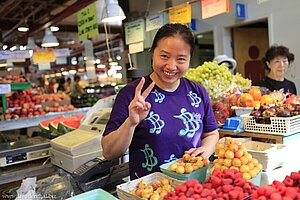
xmin=71 ymin=93 xmax=99 ymax=108
xmin=185 ymin=61 xmax=251 ymax=100
xmin=212 ymin=138 xmax=262 ymax=181
xmin=129 ymin=178 xmax=175 ymax=200
xmin=212 ymin=101 xmax=232 ymax=126
xmin=251 ymin=171 xmax=300 ymax=199
xmin=6 ymin=90 xmax=42 ymax=108
xmin=163 ymin=170 xmax=257 ymax=200
xmin=166 ymin=154 xmax=209 ymax=174
xmin=0 ymin=74 xmax=27 ymax=83
xmin=44 ymin=103 xmax=75 ymax=113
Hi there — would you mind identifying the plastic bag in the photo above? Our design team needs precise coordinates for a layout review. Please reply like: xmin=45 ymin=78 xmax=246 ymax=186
xmin=35 ymin=169 xmax=74 ymax=200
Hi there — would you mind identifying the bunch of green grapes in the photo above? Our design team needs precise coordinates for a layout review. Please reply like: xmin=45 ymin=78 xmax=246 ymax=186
xmin=185 ymin=61 xmax=233 ymax=100
xmin=233 ymin=72 xmax=252 ymax=90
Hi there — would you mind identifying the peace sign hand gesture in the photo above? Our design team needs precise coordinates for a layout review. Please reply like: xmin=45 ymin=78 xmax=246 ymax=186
xmin=128 ymin=77 xmax=155 ymax=126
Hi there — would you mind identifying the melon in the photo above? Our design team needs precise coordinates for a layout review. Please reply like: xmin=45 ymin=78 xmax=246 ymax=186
xmin=38 ymin=116 xmax=65 ymax=133
xmin=57 ymin=120 xmax=81 ymax=134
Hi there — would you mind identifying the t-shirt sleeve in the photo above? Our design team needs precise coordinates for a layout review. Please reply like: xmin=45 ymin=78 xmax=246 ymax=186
xmin=102 ymin=85 xmax=134 ymax=136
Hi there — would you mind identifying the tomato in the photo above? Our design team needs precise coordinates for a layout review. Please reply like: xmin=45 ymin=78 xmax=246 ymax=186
xmin=249 ymin=87 xmax=262 ymax=101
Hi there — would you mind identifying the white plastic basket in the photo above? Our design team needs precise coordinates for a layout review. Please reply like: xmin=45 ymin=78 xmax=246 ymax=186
xmin=241 ymin=114 xmax=300 ymax=135
xmin=116 ymin=172 xmax=184 ymax=200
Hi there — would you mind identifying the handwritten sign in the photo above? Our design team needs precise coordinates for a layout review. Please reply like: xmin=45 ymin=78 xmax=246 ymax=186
xmin=129 ymin=42 xmax=144 ymax=54
xmin=0 ymin=50 xmax=30 ymax=60
xmin=124 ymin=19 xmax=145 ymax=45
xmin=146 ymin=14 xmax=165 ymax=32
xmin=77 ymin=3 xmax=99 ymax=41
xmin=202 ymin=0 xmax=230 ymax=19
xmin=32 ymin=49 xmax=55 ymax=63
xmin=169 ymin=3 xmax=191 ymax=24
xmin=0 ymin=84 xmax=11 ymax=94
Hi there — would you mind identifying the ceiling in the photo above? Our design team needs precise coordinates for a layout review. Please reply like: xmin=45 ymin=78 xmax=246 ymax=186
xmin=0 ymin=0 xmax=125 ymax=54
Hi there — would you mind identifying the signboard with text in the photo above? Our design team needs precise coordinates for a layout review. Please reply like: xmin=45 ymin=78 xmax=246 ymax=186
xmin=169 ymin=3 xmax=191 ymax=24
xmin=32 ymin=49 xmax=55 ymax=63
xmin=146 ymin=14 xmax=165 ymax=32
xmin=202 ymin=0 xmax=230 ymax=19
xmin=77 ymin=3 xmax=99 ymax=41
xmin=124 ymin=19 xmax=145 ymax=45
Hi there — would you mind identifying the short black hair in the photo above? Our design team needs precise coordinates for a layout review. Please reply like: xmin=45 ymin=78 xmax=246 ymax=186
xmin=150 ymin=23 xmax=195 ymax=56
xmin=263 ymin=45 xmax=295 ymax=72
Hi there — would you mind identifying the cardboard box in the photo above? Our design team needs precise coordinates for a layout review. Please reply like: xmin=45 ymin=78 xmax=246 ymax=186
xmin=242 ymin=141 xmax=286 ymax=171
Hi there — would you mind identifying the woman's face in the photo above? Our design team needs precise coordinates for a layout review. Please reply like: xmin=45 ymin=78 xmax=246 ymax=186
xmin=267 ymin=55 xmax=289 ymax=77
xmin=152 ymin=35 xmax=191 ymax=90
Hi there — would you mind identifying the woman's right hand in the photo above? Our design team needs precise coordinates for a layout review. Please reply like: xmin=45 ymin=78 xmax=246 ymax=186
xmin=128 ymin=77 xmax=155 ymax=126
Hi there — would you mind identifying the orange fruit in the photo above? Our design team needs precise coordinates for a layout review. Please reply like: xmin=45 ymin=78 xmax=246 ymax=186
xmin=260 ymin=95 xmax=275 ymax=105
xmin=253 ymin=100 xmax=261 ymax=108
xmin=237 ymin=93 xmax=254 ymax=107
xmin=249 ymin=87 xmax=262 ymax=101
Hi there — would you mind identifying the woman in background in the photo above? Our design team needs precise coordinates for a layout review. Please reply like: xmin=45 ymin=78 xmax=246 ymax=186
xmin=256 ymin=45 xmax=297 ymax=94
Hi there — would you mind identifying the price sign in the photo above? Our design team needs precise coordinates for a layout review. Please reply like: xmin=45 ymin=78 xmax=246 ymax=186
xmin=0 ymin=84 xmax=11 ymax=94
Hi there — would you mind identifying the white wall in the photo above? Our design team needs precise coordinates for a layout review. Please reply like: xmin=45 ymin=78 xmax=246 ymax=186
xmin=128 ymin=0 xmax=300 ymax=93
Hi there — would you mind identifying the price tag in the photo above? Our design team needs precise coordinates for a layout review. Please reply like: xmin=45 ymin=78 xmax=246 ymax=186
xmin=0 ymin=84 xmax=11 ymax=94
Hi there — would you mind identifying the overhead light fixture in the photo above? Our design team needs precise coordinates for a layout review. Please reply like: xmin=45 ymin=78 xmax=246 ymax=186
xmin=26 ymin=37 xmax=38 ymax=50
xmin=2 ymin=45 xmax=8 ymax=50
xmin=101 ymin=0 xmax=126 ymax=22
xmin=41 ymin=28 xmax=59 ymax=48
xmin=50 ymin=26 xmax=59 ymax=32
xmin=18 ymin=25 xmax=29 ymax=32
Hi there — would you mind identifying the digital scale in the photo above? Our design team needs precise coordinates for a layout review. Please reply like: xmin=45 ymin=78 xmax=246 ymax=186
xmin=0 ymin=136 xmax=50 ymax=167
xmin=49 ymin=95 xmax=129 ymax=191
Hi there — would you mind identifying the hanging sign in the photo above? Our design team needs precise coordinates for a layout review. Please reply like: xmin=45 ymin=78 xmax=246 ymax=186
xmin=169 ymin=3 xmax=191 ymax=24
xmin=32 ymin=49 xmax=56 ymax=63
xmin=201 ymin=0 xmax=230 ymax=19
xmin=0 ymin=50 xmax=30 ymax=60
xmin=77 ymin=2 xmax=99 ymax=41
xmin=129 ymin=42 xmax=144 ymax=54
xmin=37 ymin=62 xmax=51 ymax=70
xmin=124 ymin=19 xmax=145 ymax=45
xmin=54 ymin=48 xmax=70 ymax=57
xmin=236 ymin=3 xmax=247 ymax=20
xmin=146 ymin=14 xmax=165 ymax=32
xmin=0 ymin=84 xmax=11 ymax=94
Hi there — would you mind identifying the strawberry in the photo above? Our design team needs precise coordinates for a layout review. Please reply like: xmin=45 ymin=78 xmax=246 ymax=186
xmin=222 ymin=193 xmax=230 ymax=200
xmin=243 ymin=182 xmax=253 ymax=193
xmin=283 ymin=176 xmax=294 ymax=187
xmin=216 ymin=186 xmax=223 ymax=193
xmin=191 ymin=194 xmax=201 ymax=199
xmin=290 ymin=172 xmax=300 ymax=181
xmin=223 ymin=169 xmax=235 ymax=179
xmin=277 ymin=186 xmax=287 ymax=196
xmin=270 ymin=192 xmax=282 ymax=200
xmin=212 ymin=168 xmax=222 ymax=177
xmin=264 ymin=186 xmax=277 ymax=197
xmin=194 ymin=184 xmax=203 ymax=194
xmin=272 ymin=180 xmax=285 ymax=188
xmin=223 ymin=185 xmax=234 ymax=193
xmin=222 ymin=178 xmax=233 ymax=185
xmin=211 ymin=176 xmax=222 ymax=188
xmin=284 ymin=187 xmax=297 ymax=199
xmin=228 ymin=190 xmax=239 ymax=199
xmin=282 ymin=197 xmax=293 ymax=200
xmin=257 ymin=187 xmax=266 ymax=196
xmin=258 ymin=196 xmax=267 ymax=200
xmin=234 ymin=177 xmax=246 ymax=187
xmin=234 ymin=172 xmax=243 ymax=179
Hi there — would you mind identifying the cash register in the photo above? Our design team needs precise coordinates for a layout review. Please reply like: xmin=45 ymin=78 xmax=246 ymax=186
xmin=49 ymin=95 xmax=129 ymax=191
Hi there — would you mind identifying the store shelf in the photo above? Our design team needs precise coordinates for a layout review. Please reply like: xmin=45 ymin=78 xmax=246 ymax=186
xmin=0 ymin=107 xmax=90 ymax=132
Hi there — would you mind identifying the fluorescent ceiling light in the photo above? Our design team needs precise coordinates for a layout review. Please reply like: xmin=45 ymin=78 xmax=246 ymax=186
xmin=50 ymin=26 xmax=59 ymax=32
xmin=26 ymin=37 xmax=39 ymax=50
xmin=18 ymin=26 xmax=29 ymax=32
xmin=41 ymin=28 xmax=59 ymax=47
xmin=101 ymin=0 xmax=126 ymax=23
xmin=2 ymin=45 xmax=8 ymax=50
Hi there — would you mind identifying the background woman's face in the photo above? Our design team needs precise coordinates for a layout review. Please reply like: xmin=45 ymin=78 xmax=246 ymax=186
xmin=152 ymin=36 xmax=191 ymax=86
xmin=267 ymin=55 xmax=289 ymax=77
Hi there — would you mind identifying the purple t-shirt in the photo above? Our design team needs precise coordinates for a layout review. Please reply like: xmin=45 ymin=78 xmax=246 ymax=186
xmin=103 ymin=76 xmax=218 ymax=179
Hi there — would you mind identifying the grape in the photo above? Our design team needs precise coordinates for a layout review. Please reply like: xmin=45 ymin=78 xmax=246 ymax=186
xmin=185 ymin=61 xmax=252 ymax=100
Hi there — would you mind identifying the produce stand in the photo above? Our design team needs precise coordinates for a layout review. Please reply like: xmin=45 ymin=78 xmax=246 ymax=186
xmin=219 ymin=129 xmax=300 ymax=144
xmin=0 ymin=82 xmax=31 ymax=112
xmin=0 ymin=107 xmax=90 ymax=132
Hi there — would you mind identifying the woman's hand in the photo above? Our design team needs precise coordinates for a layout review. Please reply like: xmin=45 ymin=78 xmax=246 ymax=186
xmin=185 ymin=147 xmax=207 ymax=158
xmin=128 ymin=77 xmax=155 ymax=126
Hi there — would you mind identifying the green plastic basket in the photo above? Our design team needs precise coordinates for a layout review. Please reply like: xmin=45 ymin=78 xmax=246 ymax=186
xmin=67 ymin=189 xmax=117 ymax=200
xmin=249 ymin=171 xmax=262 ymax=186
xmin=160 ymin=160 xmax=209 ymax=183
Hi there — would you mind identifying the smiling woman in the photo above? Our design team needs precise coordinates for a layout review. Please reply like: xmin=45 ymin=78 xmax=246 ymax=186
xmin=256 ymin=45 xmax=297 ymax=95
